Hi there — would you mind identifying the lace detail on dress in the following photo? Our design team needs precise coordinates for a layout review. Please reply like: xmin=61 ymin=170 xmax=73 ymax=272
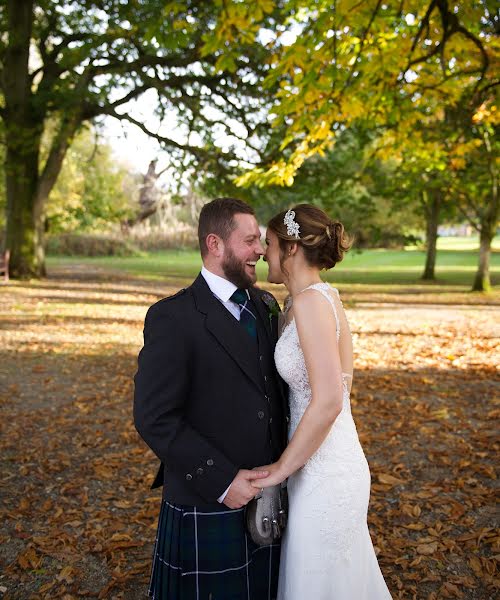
xmin=276 ymin=283 xmax=351 ymax=420
xmin=275 ymin=282 xmax=370 ymax=562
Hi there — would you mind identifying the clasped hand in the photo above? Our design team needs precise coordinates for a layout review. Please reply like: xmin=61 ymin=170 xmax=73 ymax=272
xmin=223 ymin=463 xmax=287 ymax=509
xmin=250 ymin=462 xmax=286 ymax=489
xmin=223 ymin=469 xmax=269 ymax=509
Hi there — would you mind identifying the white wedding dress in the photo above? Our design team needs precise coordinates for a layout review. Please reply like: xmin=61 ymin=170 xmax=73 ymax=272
xmin=275 ymin=282 xmax=392 ymax=600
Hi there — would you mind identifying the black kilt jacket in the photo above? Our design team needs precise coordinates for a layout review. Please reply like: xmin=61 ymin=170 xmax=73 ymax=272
xmin=133 ymin=273 xmax=288 ymax=508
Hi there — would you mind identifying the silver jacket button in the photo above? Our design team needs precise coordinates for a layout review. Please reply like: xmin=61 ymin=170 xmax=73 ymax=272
xmin=185 ymin=473 xmax=192 ymax=481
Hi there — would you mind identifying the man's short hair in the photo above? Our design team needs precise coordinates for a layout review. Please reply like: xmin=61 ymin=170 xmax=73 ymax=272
xmin=198 ymin=197 xmax=255 ymax=257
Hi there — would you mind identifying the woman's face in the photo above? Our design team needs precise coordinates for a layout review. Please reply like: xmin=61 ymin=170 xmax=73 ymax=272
xmin=264 ymin=229 xmax=286 ymax=284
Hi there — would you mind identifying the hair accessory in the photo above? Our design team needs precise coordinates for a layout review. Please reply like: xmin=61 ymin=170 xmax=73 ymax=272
xmin=325 ymin=225 xmax=331 ymax=239
xmin=284 ymin=209 xmax=300 ymax=239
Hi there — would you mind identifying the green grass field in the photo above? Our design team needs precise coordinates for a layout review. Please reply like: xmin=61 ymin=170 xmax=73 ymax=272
xmin=47 ymin=235 xmax=500 ymax=291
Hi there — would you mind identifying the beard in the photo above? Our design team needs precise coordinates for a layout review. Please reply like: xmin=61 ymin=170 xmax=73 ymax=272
xmin=222 ymin=246 xmax=255 ymax=289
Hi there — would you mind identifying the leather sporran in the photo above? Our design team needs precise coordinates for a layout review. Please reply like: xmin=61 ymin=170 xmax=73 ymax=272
xmin=245 ymin=484 xmax=288 ymax=546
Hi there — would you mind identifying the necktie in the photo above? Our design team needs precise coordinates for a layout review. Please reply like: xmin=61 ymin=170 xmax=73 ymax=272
xmin=230 ymin=288 xmax=257 ymax=340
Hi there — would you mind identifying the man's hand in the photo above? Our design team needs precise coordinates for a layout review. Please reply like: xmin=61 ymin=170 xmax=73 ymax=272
xmin=222 ymin=469 xmax=269 ymax=509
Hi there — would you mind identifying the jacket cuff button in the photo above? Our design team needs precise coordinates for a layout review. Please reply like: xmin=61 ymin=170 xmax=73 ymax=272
xmin=185 ymin=473 xmax=192 ymax=481
xmin=207 ymin=459 xmax=214 ymax=466
xmin=196 ymin=467 xmax=204 ymax=475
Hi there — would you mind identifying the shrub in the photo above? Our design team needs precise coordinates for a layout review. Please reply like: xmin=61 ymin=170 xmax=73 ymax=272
xmin=353 ymin=228 xmax=422 ymax=249
xmin=47 ymin=233 xmax=141 ymax=257
xmin=128 ymin=228 xmax=199 ymax=251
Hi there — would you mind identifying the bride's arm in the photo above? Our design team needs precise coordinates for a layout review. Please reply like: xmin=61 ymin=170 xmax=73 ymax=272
xmin=252 ymin=289 xmax=344 ymax=488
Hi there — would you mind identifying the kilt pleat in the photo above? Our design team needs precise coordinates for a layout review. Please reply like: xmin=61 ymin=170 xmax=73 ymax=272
xmin=147 ymin=499 xmax=280 ymax=600
xmin=148 ymin=496 xmax=183 ymax=598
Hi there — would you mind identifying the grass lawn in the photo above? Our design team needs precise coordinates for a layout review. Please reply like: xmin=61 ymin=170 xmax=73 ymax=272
xmin=47 ymin=235 xmax=500 ymax=291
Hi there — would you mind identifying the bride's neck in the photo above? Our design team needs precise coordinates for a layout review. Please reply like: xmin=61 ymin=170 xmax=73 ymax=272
xmin=285 ymin=268 xmax=323 ymax=298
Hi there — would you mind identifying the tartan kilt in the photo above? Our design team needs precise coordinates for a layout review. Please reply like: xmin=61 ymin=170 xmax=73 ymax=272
xmin=148 ymin=499 xmax=281 ymax=600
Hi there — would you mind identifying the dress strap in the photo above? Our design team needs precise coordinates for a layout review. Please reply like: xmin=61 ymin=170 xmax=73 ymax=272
xmin=298 ymin=283 xmax=340 ymax=340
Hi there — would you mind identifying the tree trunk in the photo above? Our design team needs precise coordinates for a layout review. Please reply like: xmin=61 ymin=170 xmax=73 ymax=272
xmin=5 ymin=138 xmax=45 ymax=278
xmin=3 ymin=0 xmax=44 ymax=278
xmin=123 ymin=159 xmax=165 ymax=229
xmin=32 ymin=112 xmax=82 ymax=269
xmin=6 ymin=113 xmax=80 ymax=277
xmin=421 ymin=189 xmax=441 ymax=280
xmin=3 ymin=0 xmax=82 ymax=278
xmin=472 ymin=229 xmax=493 ymax=292
xmin=472 ymin=129 xmax=499 ymax=292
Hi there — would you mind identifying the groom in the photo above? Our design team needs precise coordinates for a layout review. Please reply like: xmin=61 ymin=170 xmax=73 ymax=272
xmin=134 ymin=197 xmax=288 ymax=599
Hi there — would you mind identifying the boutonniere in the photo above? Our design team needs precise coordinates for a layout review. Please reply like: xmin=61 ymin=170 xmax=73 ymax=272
xmin=261 ymin=292 xmax=280 ymax=326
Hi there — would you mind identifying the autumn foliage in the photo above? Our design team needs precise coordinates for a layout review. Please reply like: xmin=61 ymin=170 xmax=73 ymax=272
xmin=0 ymin=266 xmax=497 ymax=599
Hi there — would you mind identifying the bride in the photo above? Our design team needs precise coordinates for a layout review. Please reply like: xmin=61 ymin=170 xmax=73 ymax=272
xmin=254 ymin=204 xmax=392 ymax=599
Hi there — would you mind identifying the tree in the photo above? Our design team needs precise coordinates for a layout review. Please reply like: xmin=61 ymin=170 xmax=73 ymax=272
xmin=232 ymin=0 xmax=497 ymax=289
xmin=236 ymin=1 xmax=496 ymax=181
xmin=244 ymin=125 xmax=421 ymax=247
xmin=45 ymin=125 xmax=137 ymax=233
xmin=122 ymin=159 xmax=168 ymax=230
xmin=451 ymin=111 xmax=499 ymax=291
xmin=376 ymin=129 xmax=456 ymax=281
xmin=0 ymin=0 xmax=284 ymax=278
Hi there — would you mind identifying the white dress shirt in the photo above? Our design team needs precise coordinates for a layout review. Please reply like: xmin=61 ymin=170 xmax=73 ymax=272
xmin=201 ymin=265 xmax=250 ymax=319
xmin=200 ymin=266 xmax=249 ymax=503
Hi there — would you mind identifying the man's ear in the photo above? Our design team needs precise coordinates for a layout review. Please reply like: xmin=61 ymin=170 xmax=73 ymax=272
xmin=206 ymin=233 xmax=224 ymax=258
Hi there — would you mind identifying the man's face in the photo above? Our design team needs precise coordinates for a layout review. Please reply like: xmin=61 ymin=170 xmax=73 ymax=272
xmin=221 ymin=213 xmax=264 ymax=288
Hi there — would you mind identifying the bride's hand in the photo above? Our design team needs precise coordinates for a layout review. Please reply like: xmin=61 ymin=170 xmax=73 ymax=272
xmin=249 ymin=462 xmax=286 ymax=489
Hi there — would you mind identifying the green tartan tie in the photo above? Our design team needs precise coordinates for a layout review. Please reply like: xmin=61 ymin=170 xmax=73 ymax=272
xmin=230 ymin=288 xmax=257 ymax=340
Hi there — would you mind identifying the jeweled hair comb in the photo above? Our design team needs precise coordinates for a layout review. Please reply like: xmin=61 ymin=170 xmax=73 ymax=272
xmin=284 ymin=209 xmax=300 ymax=239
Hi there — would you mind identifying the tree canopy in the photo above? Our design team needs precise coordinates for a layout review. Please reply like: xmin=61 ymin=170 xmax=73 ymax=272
xmin=1 ymin=0 xmax=498 ymax=288
xmin=231 ymin=0 xmax=497 ymax=186
xmin=0 ymin=0 xmax=284 ymax=276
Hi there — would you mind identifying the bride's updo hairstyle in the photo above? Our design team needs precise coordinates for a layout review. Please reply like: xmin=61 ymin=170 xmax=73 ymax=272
xmin=267 ymin=204 xmax=352 ymax=271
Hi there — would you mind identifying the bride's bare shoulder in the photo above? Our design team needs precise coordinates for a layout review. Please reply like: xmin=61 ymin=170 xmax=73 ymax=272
xmin=293 ymin=289 xmax=336 ymax=328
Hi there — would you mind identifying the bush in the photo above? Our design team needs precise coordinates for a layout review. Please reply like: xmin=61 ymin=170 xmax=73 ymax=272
xmin=128 ymin=228 xmax=199 ymax=251
xmin=47 ymin=233 xmax=141 ymax=257
xmin=353 ymin=228 xmax=422 ymax=249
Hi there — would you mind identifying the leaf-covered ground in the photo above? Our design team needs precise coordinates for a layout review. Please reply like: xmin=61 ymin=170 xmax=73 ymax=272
xmin=0 ymin=267 xmax=498 ymax=600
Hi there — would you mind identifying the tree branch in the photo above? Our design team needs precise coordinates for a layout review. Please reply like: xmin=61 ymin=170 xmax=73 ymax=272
xmin=341 ymin=0 xmax=383 ymax=94
xmin=104 ymin=108 xmax=208 ymax=156
xmin=455 ymin=196 xmax=481 ymax=233
xmin=35 ymin=111 xmax=81 ymax=213
xmin=410 ymin=0 xmax=437 ymax=56
xmin=89 ymin=47 xmax=202 ymax=78
xmin=35 ymin=66 xmax=94 ymax=208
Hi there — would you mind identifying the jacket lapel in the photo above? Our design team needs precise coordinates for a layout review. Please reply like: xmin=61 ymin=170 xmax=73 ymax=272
xmin=249 ymin=286 xmax=275 ymax=347
xmin=191 ymin=274 xmax=264 ymax=394
xmin=249 ymin=287 xmax=288 ymax=418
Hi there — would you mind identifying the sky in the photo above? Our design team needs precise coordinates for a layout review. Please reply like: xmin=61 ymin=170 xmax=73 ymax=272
xmin=104 ymin=115 xmax=160 ymax=173
xmin=102 ymin=91 xmax=168 ymax=174
xmin=101 ymin=27 xmax=301 ymax=177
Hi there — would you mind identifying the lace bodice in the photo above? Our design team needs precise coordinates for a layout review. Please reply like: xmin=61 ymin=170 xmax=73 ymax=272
xmin=276 ymin=282 xmax=352 ymax=414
